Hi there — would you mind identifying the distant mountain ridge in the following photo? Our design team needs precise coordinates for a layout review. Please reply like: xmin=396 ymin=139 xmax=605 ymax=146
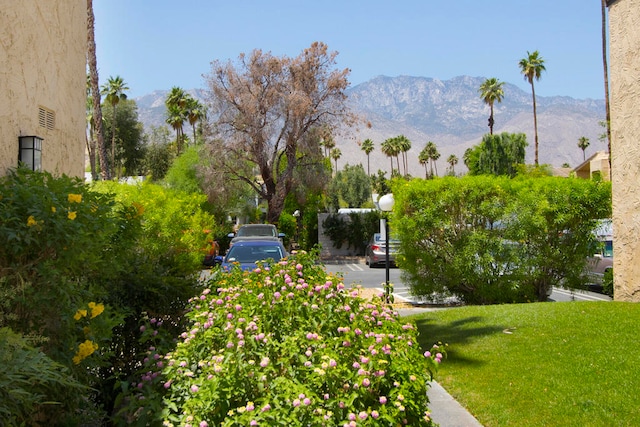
xmin=134 ymin=75 xmax=606 ymax=175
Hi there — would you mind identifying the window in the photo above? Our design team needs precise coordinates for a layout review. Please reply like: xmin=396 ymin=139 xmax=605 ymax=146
xmin=18 ymin=136 xmax=43 ymax=171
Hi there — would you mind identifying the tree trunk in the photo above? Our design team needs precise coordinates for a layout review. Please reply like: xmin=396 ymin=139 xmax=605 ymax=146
xmin=87 ymin=0 xmax=110 ymax=180
xmin=112 ymin=103 xmax=118 ymax=179
xmin=489 ymin=103 xmax=495 ymax=135
xmin=531 ymin=81 xmax=539 ymax=166
xmin=602 ymin=0 xmax=612 ymax=178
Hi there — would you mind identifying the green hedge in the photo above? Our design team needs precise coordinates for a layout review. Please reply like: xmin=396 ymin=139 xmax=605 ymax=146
xmin=393 ymin=176 xmax=612 ymax=304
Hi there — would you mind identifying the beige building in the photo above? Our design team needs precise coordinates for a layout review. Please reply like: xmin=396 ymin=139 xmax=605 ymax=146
xmin=572 ymin=151 xmax=611 ymax=181
xmin=607 ymin=0 xmax=640 ymax=301
xmin=0 ymin=1 xmax=86 ymax=177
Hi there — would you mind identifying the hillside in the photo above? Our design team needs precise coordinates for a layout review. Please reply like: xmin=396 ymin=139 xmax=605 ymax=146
xmin=134 ymin=75 xmax=606 ymax=175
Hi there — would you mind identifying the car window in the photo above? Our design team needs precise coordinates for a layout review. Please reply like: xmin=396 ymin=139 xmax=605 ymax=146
xmin=373 ymin=234 xmax=400 ymax=244
xmin=226 ymin=245 xmax=283 ymax=263
xmin=236 ymin=226 xmax=276 ymax=237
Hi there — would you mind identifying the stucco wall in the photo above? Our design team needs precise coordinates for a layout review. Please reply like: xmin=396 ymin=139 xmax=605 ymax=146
xmin=608 ymin=0 xmax=640 ymax=300
xmin=0 ymin=1 xmax=86 ymax=177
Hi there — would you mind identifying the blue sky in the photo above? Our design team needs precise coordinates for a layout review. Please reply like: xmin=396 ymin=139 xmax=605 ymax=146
xmin=94 ymin=0 xmax=606 ymax=100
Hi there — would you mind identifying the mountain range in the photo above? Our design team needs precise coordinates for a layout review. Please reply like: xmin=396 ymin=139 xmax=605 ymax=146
xmin=134 ymin=75 xmax=607 ymax=176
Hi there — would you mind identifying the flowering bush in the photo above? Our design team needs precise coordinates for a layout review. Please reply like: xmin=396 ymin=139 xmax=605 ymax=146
xmin=121 ymin=250 xmax=442 ymax=426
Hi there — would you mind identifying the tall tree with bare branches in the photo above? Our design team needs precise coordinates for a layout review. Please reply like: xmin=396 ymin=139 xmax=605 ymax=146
xmin=86 ymin=0 xmax=110 ymax=179
xmin=204 ymin=42 xmax=356 ymax=223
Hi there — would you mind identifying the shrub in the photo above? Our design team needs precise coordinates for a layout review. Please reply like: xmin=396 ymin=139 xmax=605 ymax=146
xmin=322 ymin=211 xmax=381 ymax=254
xmin=0 ymin=169 xmax=216 ymax=422
xmin=119 ymin=250 xmax=442 ymax=426
xmin=394 ymin=176 xmax=612 ymax=304
xmin=0 ymin=327 xmax=88 ymax=425
xmin=602 ymin=268 xmax=613 ymax=297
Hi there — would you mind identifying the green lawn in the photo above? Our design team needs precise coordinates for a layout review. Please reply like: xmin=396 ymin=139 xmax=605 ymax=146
xmin=410 ymin=301 xmax=640 ymax=427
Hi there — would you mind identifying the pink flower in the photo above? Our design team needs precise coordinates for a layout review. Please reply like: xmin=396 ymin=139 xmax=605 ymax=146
xmin=293 ymin=399 xmax=301 ymax=407
xmin=359 ymin=411 xmax=368 ymax=420
xmin=200 ymin=422 xmax=208 ymax=427
xmin=379 ymin=396 xmax=387 ymax=404
xmin=191 ymin=385 xmax=199 ymax=393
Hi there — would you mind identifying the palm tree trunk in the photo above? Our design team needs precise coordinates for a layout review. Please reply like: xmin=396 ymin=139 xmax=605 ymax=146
xmin=367 ymin=154 xmax=370 ymax=176
xmin=112 ymin=104 xmax=117 ymax=179
xmin=489 ymin=104 xmax=495 ymax=135
xmin=601 ymin=0 xmax=612 ymax=178
xmin=531 ymin=81 xmax=539 ymax=166
xmin=87 ymin=0 xmax=110 ymax=180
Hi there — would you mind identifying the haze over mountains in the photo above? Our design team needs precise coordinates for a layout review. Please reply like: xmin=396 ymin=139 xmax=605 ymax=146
xmin=134 ymin=75 xmax=606 ymax=176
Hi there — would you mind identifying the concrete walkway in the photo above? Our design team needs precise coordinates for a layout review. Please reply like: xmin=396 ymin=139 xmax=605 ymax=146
xmin=398 ymin=307 xmax=483 ymax=427
xmin=428 ymin=381 xmax=483 ymax=427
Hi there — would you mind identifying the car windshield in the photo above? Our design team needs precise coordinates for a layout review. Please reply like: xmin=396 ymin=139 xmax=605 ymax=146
xmin=226 ymin=244 xmax=284 ymax=263
xmin=373 ymin=233 xmax=400 ymax=244
xmin=236 ymin=225 xmax=276 ymax=237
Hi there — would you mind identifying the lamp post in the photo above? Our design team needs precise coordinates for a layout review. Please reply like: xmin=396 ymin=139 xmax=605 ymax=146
xmin=378 ymin=193 xmax=394 ymax=303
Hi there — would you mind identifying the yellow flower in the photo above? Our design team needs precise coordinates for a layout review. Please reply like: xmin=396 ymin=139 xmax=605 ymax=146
xmin=89 ymin=302 xmax=104 ymax=318
xmin=51 ymin=206 xmax=56 ymax=213
xmin=73 ymin=309 xmax=87 ymax=320
xmin=68 ymin=211 xmax=77 ymax=220
xmin=72 ymin=340 xmax=98 ymax=364
xmin=27 ymin=215 xmax=37 ymax=227
xmin=68 ymin=193 xmax=82 ymax=204
xmin=132 ymin=202 xmax=145 ymax=217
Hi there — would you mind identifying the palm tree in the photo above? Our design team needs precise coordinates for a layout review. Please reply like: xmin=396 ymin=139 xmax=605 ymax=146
xmin=101 ymin=75 xmax=129 ymax=178
xmin=418 ymin=146 xmax=430 ymax=178
xmin=519 ymin=50 xmax=546 ymax=166
xmin=85 ymin=75 xmax=97 ymax=180
xmin=577 ymin=136 xmax=590 ymax=161
xmin=381 ymin=137 xmax=399 ymax=175
xmin=185 ymin=96 xmax=205 ymax=144
xmin=321 ymin=136 xmax=336 ymax=158
xmin=360 ymin=139 xmax=375 ymax=175
xmin=424 ymin=141 xmax=439 ymax=177
xmin=396 ymin=135 xmax=412 ymax=176
xmin=165 ymin=86 xmax=188 ymax=154
xmin=86 ymin=0 xmax=110 ymax=180
xmin=330 ymin=147 xmax=342 ymax=173
xmin=430 ymin=148 xmax=441 ymax=177
xmin=478 ymin=77 xmax=505 ymax=135
xmin=447 ymin=154 xmax=459 ymax=175
xmin=601 ymin=0 xmax=612 ymax=177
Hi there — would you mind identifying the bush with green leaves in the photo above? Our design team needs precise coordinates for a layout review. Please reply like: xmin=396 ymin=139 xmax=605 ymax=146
xmin=394 ymin=175 xmax=612 ymax=304
xmin=0 ymin=169 xmax=217 ymax=423
xmin=119 ymin=250 xmax=442 ymax=426
xmin=0 ymin=168 xmax=126 ymax=421
xmin=89 ymin=180 xmax=217 ymax=414
xmin=0 ymin=327 xmax=90 ymax=425
xmin=322 ymin=211 xmax=381 ymax=254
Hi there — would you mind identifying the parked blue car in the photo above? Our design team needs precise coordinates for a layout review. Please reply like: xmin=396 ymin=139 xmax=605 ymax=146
xmin=221 ymin=239 xmax=288 ymax=271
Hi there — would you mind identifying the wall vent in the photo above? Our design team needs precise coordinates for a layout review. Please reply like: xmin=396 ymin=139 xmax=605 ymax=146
xmin=38 ymin=106 xmax=55 ymax=130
